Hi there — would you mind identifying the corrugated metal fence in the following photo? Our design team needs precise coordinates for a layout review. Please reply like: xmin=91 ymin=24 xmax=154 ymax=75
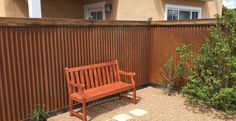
xmin=0 ymin=18 xmax=215 ymax=121
xmin=149 ymin=21 xmax=212 ymax=85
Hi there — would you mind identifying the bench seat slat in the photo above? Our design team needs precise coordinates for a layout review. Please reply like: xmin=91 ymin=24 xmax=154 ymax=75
xmin=71 ymin=82 xmax=133 ymax=102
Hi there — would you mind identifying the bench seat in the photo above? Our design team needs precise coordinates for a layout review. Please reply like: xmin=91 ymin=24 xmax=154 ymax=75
xmin=71 ymin=81 xmax=133 ymax=102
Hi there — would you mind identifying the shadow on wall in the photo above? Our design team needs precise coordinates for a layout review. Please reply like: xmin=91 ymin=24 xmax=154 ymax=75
xmin=153 ymin=0 xmax=165 ymax=20
xmin=9 ymin=0 xmax=28 ymax=17
xmin=106 ymin=0 xmax=118 ymax=20
xmin=41 ymin=0 xmax=84 ymax=19
xmin=203 ymin=0 xmax=221 ymax=18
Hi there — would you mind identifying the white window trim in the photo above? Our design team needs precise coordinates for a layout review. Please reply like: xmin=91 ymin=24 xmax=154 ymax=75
xmin=84 ymin=2 xmax=106 ymax=20
xmin=164 ymin=4 xmax=202 ymax=20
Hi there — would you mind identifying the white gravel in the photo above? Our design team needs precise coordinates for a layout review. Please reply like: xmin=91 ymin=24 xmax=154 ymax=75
xmin=48 ymin=87 xmax=236 ymax=121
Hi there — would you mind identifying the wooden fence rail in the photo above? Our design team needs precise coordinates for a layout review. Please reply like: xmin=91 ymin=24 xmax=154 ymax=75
xmin=0 ymin=18 xmax=215 ymax=121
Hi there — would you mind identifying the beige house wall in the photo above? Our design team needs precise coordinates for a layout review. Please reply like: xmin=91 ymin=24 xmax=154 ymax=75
xmin=202 ymin=0 xmax=223 ymax=18
xmin=0 ymin=0 xmax=222 ymax=20
xmin=3 ymin=0 xmax=28 ymax=17
xmin=0 ymin=0 xmax=6 ymax=17
xmin=117 ymin=0 xmax=222 ymax=21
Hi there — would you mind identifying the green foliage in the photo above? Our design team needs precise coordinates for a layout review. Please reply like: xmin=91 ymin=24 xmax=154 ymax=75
xmin=222 ymin=6 xmax=236 ymax=18
xmin=31 ymin=105 xmax=49 ymax=121
xmin=160 ymin=51 xmax=192 ymax=95
xmin=180 ymin=9 xmax=236 ymax=114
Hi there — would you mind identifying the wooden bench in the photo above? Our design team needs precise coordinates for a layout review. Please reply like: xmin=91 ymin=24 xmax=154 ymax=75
xmin=64 ymin=60 xmax=136 ymax=121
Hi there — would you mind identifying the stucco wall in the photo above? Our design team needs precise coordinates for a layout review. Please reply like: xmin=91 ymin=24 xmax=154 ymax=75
xmin=116 ymin=0 xmax=158 ymax=21
xmin=41 ymin=0 xmax=83 ymax=19
xmin=202 ymin=0 xmax=223 ymax=18
xmin=3 ymin=0 xmax=28 ymax=17
xmin=116 ymin=0 xmax=222 ymax=21
xmin=0 ymin=0 xmax=6 ymax=17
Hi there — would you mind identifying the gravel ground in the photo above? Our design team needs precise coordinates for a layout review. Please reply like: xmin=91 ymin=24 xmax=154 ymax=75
xmin=48 ymin=87 xmax=236 ymax=121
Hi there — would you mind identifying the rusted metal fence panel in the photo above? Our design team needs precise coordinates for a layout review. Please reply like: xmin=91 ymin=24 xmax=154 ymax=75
xmin=149 ymin=24 xmax=211 ymax=85
xmin=0 ymin=19 xmax=151 ymax=121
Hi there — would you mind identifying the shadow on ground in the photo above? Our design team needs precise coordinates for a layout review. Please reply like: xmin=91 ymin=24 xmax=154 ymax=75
xmin=75 ymin=95 xmax=142 ymax=121
xmin=184 ymin=101 xmax=236 ymax=121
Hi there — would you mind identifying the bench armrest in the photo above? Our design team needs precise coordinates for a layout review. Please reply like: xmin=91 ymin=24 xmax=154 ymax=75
xmin=68 ymin=82 xmax=86 ymax=97
xmin=119 ymin=71 xmax=136 ymax=85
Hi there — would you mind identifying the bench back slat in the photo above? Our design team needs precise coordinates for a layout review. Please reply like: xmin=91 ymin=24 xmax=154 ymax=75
xmin=101 ymin=67 xmax=106 ymax=85
xmin=89 ymin=69 xmax=95 ymax=88
xmin=105 ymin=66 xmax=111 ymax=84
xmin=97 ymin=68 xmax=103 ymax=86
xmin=84 ymin=70 xmax=90 ymax=89
xmin=113 ymin=64 xmax=118 ymax=82
xmin=65 ymin=60 xmax=120 ymax=91
xmin=109 ymin=65 xmax=114 ymax=83
xmin=93 ymin=68 xmax=99 ymax=87
xmin=80 ymin=71 xmax=85 ymax=86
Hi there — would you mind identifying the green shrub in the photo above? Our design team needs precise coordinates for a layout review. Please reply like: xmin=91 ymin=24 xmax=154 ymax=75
xmin=179 ymin=9 xmax=236 ymax=114
xmin=31 ymin=104 xmax=49 ymax=121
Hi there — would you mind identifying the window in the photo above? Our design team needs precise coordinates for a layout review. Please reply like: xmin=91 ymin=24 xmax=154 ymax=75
xmin=165 ymin=4 xmax=202 ymax=20
xmin=84 ymin=2 xmax=106 ymax=20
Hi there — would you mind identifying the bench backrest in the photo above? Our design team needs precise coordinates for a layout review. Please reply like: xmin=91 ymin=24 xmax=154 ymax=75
xmin=65 ymin=60 xmax=121 ymax=90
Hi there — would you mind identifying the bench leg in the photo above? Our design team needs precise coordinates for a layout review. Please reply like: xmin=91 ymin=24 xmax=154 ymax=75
xmin=133 ymin=87 xmax=136 ymax=104
xmin=82 ymin=102 xmax=87 ymax=121
xmin=69 ymin=98 xmax=73 ymax=116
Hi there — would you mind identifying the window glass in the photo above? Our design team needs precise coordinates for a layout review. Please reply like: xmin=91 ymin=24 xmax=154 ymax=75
xmin=179 ymin=11 xmax=191 ymax=20
xmin=166 ymin=6 xmax=200 ymax=21
xmin=192 ymin=11 xmax=198 ymax=19
xmin=89 ymin=10 xmax=103 ymax=20
xmin=96 ymin=11 xmax=103 ymax=20
xmin=167 ymin=10 xmax=178 ymax=20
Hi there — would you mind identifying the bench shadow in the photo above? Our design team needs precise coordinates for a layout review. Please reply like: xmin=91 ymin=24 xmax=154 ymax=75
xmin=184 ymin=101 xmax=236 ymax=121
xmin=80 ymin=96 xmax=142 ymax=121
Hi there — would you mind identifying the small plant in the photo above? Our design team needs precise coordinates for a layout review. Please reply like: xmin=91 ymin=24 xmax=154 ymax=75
xmin=160 ymin=57 xmax=177 ymax=95
xmin=160 ymin=46 xmax=193 ymax=96
xmin=31 ymin=105 xmax=49 ymax=121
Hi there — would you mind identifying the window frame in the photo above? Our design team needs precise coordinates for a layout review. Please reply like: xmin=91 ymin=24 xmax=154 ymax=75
xmin=28 ymin=0 xmax=42 ymax=18
xmin=164 ymin=4 xmax=202 ymax=20
xmin=84 ymin=2 xmax=106 ymax=20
